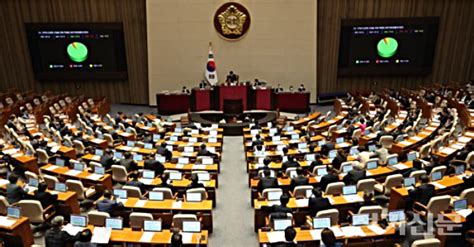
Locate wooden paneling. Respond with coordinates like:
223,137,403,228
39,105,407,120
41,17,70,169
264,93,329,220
0,0,148,104
317,0,474,94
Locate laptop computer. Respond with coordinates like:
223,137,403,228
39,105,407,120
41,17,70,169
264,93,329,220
95,166,105,175
54,182,67,192
144,143,153,150
343,185,357,195
312,217,331,229
144,220,162,232
142,170,155,179
105,218,123,230
366,161,378,170
431,171,442,181
169,172,182,181
56,158,65,167
267,191,283,201
113,189,128,199
70,215,87,227
453,199,468,211
28,178,39,188
404,177,416,187
407,151,417,162
182,220,201,233
148,191,164,201
95,149,104,156
273,218,292,231
387,156,398,166
352,214,370,226
388,210,405,223
6,207,21,219
197,173,210,181
186,192,202,202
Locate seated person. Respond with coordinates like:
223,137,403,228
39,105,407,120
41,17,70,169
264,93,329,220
99,149,115,170
157,142,172,161
321,228,343,247
272,193,293,214
252,134,264,148
225,71,239,84
6,174,28,204
33,182,59,209
96,190,124,215
126,172,146,195
402,159,423,177
187,174,205,189
144,156,165,176
181,86,190,94
171,232,183,247
289,168,309,191
408,174,435,209
74,229,96,247
308,188,331,216
119,152,138,172
282,156,300,171
257,169,278,193
342,163,366,185
307,154,324,174
272,226,298,247
319,165,339,192
45,216,80,247
158,173,173,189
331,149,347,170
197,144,215,157
298,84,306,92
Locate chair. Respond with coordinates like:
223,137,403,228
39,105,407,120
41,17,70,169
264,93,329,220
357,179,376,194
129,212,153,229
411,238,441,247
90,161,103,170
18,200,53,224
325,182,345,195
152,187,176,199
88,211,110,226
465,151,474,168
172,214,198,230
122,185,142,198
384,154,398,165
339,161,355,173
285,167,298,177
459,188,474,205
413,195,451,219
316,209,339,226
380,135,393,150
186,188,207,201
357,205,383,222
419,143,431,159
36,149,52,165
429,166,446,178
262,188,283,200
292,185,313,198
111,165,129,183
25,171,38,181
104,134,121,148
43,174,59,190
311,165,327,174
409,170,427,182
374,174,403,195
66,179,96,200
0,196,10,215
73,140,86,155
352,129,361,140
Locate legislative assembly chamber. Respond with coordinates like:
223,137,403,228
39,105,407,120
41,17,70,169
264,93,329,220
0,0,473,246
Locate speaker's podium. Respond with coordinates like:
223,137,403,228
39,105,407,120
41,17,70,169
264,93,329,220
223,99,243,115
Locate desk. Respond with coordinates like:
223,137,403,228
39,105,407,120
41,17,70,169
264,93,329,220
0,217,34,247
254,88,273,110
390,121,441,154
192,88,212,111
290,112,321,128
41,164,113,190
156,93,190,115
218,85,248,110
274,92,310,113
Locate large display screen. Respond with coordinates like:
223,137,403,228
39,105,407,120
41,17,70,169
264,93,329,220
25,23,128,80
338,17,439,76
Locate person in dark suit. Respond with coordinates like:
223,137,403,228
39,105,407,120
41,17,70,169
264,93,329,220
181,86,191,94
157,173,173,190
33,182,58,209
342,164,366,185
187,174,205,189
298,84,306,92
402,159,423,177
331,149,347,170
308,188,331,216
258,169,278,193
96,190,123,216
289,168,309,191
282,156,300,171
157,142,172,161
307,154,324,174
272,193,293,214
126,172,146,194
225,71,239,84
319,165,339,192
100,149,115,170
119,152,138,172
45,216,80,247
321,228,343,247
252,134,264,148
6,174,28,204
271,226,300,247
6,115,18,132
320,143,335,157
197,144,214,156
408,175,435,208
144,156,165,176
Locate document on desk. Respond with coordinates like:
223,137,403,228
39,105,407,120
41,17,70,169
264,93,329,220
392,164,409,170
117,198,128,204
182,152,194,157
400,141,413,146
440,147,456,154
326,196,335,205
0,179,9,187
412,136,423,142
295,199,309,207
340,226,366,237
45,165,59,171
368,224,386,235
2,148,19,155
430,182,446,189
309,229,322,240
343,194,364,203
120,146,132,151
139,178,154,185
175,164,185,169
0,216,16,227
193,164,207,170
330,227,344,237
87,174,103,181
458,137,471,143
457,209,473,218
452,143,465,150
337,143,350,148
50,145,60,153
91,227,111,244
139,231,155,242
62,223,84,235
134,200,147,207
65,170,82,176
266,231,286,243
172,201,183,209
267,200,281,206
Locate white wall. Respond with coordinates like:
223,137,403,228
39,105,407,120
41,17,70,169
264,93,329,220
147,0,317,105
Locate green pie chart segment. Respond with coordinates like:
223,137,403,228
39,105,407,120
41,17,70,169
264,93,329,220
67,42,88,63
377,37,398,58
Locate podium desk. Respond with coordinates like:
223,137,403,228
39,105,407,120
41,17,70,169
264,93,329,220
192,88,213,111
275,92,310,113
218,85,249,110
156,93,190,115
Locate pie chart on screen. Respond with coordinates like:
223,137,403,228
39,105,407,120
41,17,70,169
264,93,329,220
377,37,398,58
67,42,88,63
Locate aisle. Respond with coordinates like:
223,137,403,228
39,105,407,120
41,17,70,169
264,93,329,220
210,136,258,246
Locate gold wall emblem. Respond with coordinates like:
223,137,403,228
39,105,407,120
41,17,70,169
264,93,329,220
214,2,251,41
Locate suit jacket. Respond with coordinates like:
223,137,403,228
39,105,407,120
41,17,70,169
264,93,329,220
343,169,366,185
119,159,137,172
319,173,339,191
6,184,28,204
258,177,278,192
409,184,435,205
272,205,292,214
144,159,165,176
157,147,172,161
126,180,146,194
96,199,123,213
100,154,114,169
282,161,300,171
197,149,213,156
331,154,346,170
33,191,58,208
290,176,309,191
308,196,331,215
